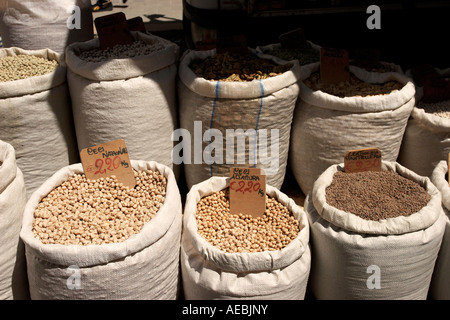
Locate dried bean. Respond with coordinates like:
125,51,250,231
78,40,165,62
0,55,58,82
196,189,301,253
417,99,450,118
190,52,292,82
304,71,403,97
32,169,167,245
325,170,431,221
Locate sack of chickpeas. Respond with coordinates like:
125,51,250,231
177,48,301,190
305,161,446,300
429,160,450,300
0,47,79,198
0,140,28,300
20,160,182,300
0,0,93,54
65,31,180,178
289,62,416,196
397,67,450,178
181,176,311,299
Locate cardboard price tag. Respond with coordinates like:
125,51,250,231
94,12,134,50
229,167,266,218
320,47,350,84
279,28,307,49
80,139,136,188
127,16,146,33
344,148,382,173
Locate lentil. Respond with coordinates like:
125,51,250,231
78,40,165,62
325,170,431,221
417,99,450,118
0,54,58,82
190,52,292,82
195,189,300,253
304,71,403,97
32,169,167,245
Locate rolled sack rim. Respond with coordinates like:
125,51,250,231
65,31,180,81
19,160,182,267
431,160,450,212
311,161,444,235
0,139,19,194
183,176,310,273
299,62,416,113
178,47,302,99
410,107,450,132
0,47,67,99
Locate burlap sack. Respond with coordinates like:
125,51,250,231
0,47,79,198
290,62,415,196
0,0,93,54
181,176,311,300
177,48,301,190
65,31,180,178
397,68,450,178
0,140,28,300
20,160,182,300
306,161,446,300
430,160,450,300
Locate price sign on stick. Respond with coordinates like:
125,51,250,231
95,12,134,50
320,47,350,84
344,148,382,173
80,139,136,188
229,167,266,218
127,16,146,33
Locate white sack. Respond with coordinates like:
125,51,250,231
0,0,93,54
0,47,79,198
397,68,450,178
0,140,28,300
20,160,182,300
430,160,450,300
290,62,415,196
306,161,446,300
181,176,311,300
66,32,180,177
177,49,301,190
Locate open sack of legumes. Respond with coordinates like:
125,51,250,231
305,161,446,300
0,47,79,198
181,176,311,300
177,48,301,190
20,160,182,300
397,67,450,178
0,140,28,300
65,31,180,177
0,0,93,54
429,160,450,300
290,62,415,196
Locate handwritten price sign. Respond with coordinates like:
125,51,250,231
80,139,136,188
229,167,266,218
344,147,382,173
